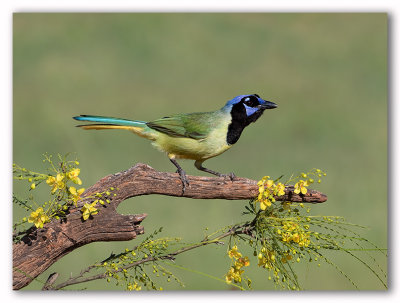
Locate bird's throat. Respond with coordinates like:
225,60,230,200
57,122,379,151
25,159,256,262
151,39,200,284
226,102,265,145
226,120,246,145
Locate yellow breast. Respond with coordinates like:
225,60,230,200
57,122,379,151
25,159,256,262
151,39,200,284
151,117,232,161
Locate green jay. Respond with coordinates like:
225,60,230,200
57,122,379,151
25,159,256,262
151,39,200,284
73,94,277,192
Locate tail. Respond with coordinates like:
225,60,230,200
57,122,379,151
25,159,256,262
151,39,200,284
73,115,153,139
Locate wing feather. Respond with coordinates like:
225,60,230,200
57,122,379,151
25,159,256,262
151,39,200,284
146,113,213,140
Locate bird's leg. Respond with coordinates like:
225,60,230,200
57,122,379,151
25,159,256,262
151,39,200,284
194,160,236,181
169,157,189,194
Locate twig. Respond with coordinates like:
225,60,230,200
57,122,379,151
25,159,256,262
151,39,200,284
50,223,250,290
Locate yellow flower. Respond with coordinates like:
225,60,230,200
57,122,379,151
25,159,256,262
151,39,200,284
236,256,250,268
225,267,244,284
298,233,311,247
226,247,249,284
294,180,308,195
282,232,291,243
235,257,250,269
257,176,281,210
257,176,270,187
67,168,82,185
259,198,272,210
283,221,299,232
28,207,49,228
46,173,65,193
81,201,99,220
30,183,36,190
292,233,300,243
228,245,242,259
69,186,85,204
276,183,285,196
265,179,274,188
225,267,235,283
257,249,275,269
258,255,267,267
234,269,244,283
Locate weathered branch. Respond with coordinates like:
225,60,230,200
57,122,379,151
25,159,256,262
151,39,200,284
13,163,327,290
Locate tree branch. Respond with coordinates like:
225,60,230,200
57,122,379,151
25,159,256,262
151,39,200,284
13,163,327,290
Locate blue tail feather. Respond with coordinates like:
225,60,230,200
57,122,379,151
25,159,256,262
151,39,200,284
73,115,146,127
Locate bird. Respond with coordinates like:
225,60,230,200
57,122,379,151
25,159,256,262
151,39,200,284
73,94,277,192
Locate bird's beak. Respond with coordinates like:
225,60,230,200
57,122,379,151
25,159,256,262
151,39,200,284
260,100,278,110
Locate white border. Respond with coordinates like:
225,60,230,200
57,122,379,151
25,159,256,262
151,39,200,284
2,1,396,302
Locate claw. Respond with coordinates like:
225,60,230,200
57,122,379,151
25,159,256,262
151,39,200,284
169,157,189,195
177,169,190,194
220,172,236,181
228,172,236,181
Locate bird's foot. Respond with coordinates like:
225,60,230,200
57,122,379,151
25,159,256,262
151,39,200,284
193,161,236,182
177,169,190,194
169,158,189,194
219,172,236,181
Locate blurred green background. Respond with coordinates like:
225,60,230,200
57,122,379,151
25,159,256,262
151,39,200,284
13,13,387,290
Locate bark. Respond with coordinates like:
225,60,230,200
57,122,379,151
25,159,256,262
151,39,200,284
13,163,327,290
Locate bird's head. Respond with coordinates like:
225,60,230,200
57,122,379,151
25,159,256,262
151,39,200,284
224,94,277,127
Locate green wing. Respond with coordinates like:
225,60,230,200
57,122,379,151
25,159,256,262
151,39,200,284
146,112,215,140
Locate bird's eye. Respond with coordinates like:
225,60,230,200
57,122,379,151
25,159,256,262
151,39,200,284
242,96,259,107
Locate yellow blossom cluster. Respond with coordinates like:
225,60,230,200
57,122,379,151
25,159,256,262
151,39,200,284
279,221,310,247
28,207,50,228
291,168,326,193
225,246,250,284
45,168,85,206
228,245,242,259
46,168,84,196
15,156,88,230
256,176,286,210
46,173,65,193
257,247,276,269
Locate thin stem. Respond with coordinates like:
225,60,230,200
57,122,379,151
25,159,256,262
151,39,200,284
51,224,250,290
